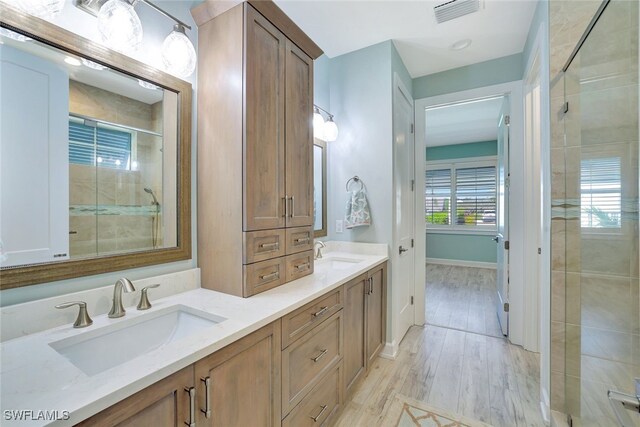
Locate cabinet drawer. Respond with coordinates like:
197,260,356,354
285,226,313,254
281,287,342,349
243,257,286,297
243,229,286,264
282,310,342,415
282,363,342,427
285,250,314,282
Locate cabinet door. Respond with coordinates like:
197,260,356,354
343,274,367,397
76,366,195,427
366,264,386,367
244,5,286,231
284,39,314,228
195,321,281,427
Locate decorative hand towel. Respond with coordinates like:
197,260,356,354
345,186,371,229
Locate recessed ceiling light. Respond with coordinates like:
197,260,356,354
450,39,472,51
64,56,82,66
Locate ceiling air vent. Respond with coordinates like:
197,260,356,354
434,0,481,24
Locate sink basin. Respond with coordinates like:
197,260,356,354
50,305,225,376
316,256,363,271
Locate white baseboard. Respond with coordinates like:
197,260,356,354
426,258,497,269
379,341,398,360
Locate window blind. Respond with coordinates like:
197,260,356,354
425,169,451,225
69,120,132,170
581,157,621,228
455,166,496,226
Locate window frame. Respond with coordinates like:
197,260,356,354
425,156,498,235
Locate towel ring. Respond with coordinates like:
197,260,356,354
346,176,365,192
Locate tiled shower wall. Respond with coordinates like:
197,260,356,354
68,81,164,258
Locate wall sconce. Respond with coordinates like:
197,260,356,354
313,104,339,142
71,0,197,78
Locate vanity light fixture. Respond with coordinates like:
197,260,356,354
64,56,82,66
313,104,339,142
14,0,65,19
75,0,197,77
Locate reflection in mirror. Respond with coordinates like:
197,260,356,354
313,139,327,237
0,27,178,268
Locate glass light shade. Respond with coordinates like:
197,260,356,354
162,26,197,78
14,0,65,19
324,117,338,142
313,110,325,139
97,0,143,54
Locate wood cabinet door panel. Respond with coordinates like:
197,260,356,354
365,265,386,367
284,39,314,228
244,5,286,231
195,321,281,427
76,366,194,427
343,274,367,397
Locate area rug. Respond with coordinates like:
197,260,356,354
383,394,492,427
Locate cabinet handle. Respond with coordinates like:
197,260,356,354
295,262,310,271
311,349,328,362
312,306,328,317
259,242,279,250
200,376,211,419
289,196,295,218
259,271,279,281
294,236,310,244
282,197,288,218
310,405,328,422
365,278,371,295
369,277,374,295
184,387,196,427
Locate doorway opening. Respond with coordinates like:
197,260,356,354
423,95,509,339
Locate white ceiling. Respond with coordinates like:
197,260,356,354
425,96,503,146
274,0,538,78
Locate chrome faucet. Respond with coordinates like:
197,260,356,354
108,278,136,318
314,241,326,260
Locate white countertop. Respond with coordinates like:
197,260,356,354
0,243,387,426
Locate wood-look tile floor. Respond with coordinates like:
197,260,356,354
426,264,503,338
334,325,545,427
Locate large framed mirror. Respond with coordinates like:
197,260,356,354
313,138,327,238
0,4,192,289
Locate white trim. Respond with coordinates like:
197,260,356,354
426,257,497,269
540,387,550,425
425,155,497,166
414,80,525,346
379,340,399,360
426,228,496,236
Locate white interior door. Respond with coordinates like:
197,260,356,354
393,75,415,341
495,96,510,336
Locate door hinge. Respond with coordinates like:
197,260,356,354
410,123,414,134
410,296,414,305
504,240,510,250
411,238,414,248
504,115,510,126
504,302,510,312
563,101,569,114
411,180,415,191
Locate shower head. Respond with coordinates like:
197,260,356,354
144,187,159,206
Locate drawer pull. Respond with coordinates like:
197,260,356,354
295,262,310,271
294,237,310,244
311,349,328,362
311,405,328,422
259,242,279,250
259,271,280,281
200,376,211,418
312,306,328,317
184,386,196,427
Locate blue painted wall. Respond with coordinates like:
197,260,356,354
412,53,524,99
426,141,497,264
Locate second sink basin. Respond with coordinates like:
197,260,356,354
50,305,225,376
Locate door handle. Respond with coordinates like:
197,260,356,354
399,246,408,255
493,236,499,243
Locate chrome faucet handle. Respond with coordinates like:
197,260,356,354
55,301,93,328
137,284,160,310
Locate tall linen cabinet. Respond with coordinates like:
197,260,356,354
196,1,322,297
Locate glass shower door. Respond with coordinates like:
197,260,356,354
562,0,639,425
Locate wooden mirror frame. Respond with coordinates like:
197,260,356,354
313,138,327,238
0,4,192,290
